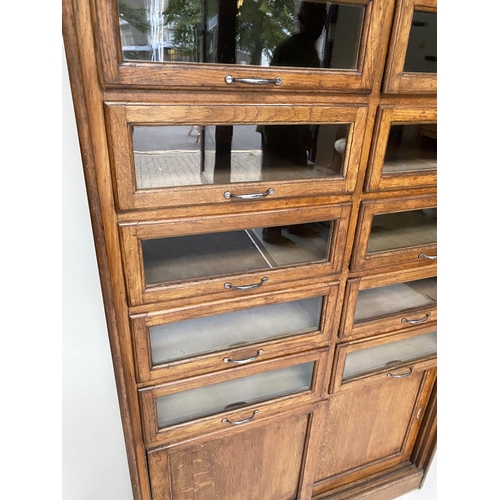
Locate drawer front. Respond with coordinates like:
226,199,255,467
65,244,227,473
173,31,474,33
139,349,328,446
340,268,436,340
105,103,368,210
132,281,339,383
364,105,437,191
120,203,351,305
383,0,437,94
92,0,394,92
350,195,436,272
330,323,437,393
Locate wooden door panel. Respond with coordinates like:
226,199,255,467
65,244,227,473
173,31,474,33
314,366,436,492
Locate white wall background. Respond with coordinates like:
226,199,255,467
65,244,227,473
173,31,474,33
61,41,437,500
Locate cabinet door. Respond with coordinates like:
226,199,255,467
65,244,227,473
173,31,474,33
383,0,437,94
339,267,436,340
314,364,436,495
92,0,394,93
120,203,351,305
364,104,436,191
105,102,368,210
148,402,326,500
131,281,338,383
350,194,436,272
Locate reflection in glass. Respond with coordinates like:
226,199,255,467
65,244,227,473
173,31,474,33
132,124,349,189
367,209,437,254
150,296,323,364
354,277,436,323
403,11,437,73
156,361,314,427
141,220,332,286
382,124,437,175
118,0,364,70
343,331,437,380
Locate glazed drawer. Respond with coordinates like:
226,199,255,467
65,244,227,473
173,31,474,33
105,102,368,210
139,349,329,446
340,267,436,340
350,194,436,272
131,281,338,384
330,324,436,392
120,204,351,305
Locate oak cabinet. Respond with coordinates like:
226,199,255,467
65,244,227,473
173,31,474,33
63,0,437,498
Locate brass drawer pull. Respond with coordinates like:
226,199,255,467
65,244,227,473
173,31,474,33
387,366,414,378
224,277,268,290
418,253,437,260
222,410,259,425
401,312,431,324
225,75,282,86
223,350,264,365
224,188,275,200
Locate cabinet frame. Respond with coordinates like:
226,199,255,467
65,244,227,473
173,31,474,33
105,103,368,210
132,281,339,384
139,348,329,446
119,203,351,305
382,0,437,94
339,266,436,341
364,104,437,191
91,0,395,93
350,194,436,272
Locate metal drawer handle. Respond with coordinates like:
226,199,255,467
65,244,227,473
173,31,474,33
225,75,282,86
224,277,268,290
222,410,259,425
224,188,275,200
224,349,264,365
418,253,437,260
401,312,431,325
387,366,414,378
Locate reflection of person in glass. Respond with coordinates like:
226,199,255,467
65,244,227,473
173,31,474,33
259,2,327,245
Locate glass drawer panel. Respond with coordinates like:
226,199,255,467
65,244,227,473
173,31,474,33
367,209,436,254
354,277,436,323
119,1,365,71
343,331,437,380
142,221,332,286
156,361,314,427
151,296,323,364
403,11,437,73
133,124,350,189
382,124,437,175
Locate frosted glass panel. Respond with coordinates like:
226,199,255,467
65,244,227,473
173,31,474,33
354,277,436,323
343,331,437,380
142,221,332,286
151,296,323,364
156,361,314,427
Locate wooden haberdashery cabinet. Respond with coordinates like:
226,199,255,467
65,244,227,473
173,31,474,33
63,0,437,498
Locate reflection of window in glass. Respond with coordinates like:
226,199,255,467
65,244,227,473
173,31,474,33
132,124,349,189
403,11,437,73
118,0,365,70
383,124,437,175
367,209,437,254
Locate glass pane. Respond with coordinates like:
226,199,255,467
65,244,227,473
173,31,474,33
118,1,365,70
156,361,314,427
382,124,437,175
367,208,437,254
151,296,323,364
354,277,436,323
142,220,332,286
132,124,350,189
403,11,437,73
343,331,437,380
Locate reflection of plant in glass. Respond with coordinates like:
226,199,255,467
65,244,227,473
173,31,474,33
118,1,149,33
163,0,202,59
